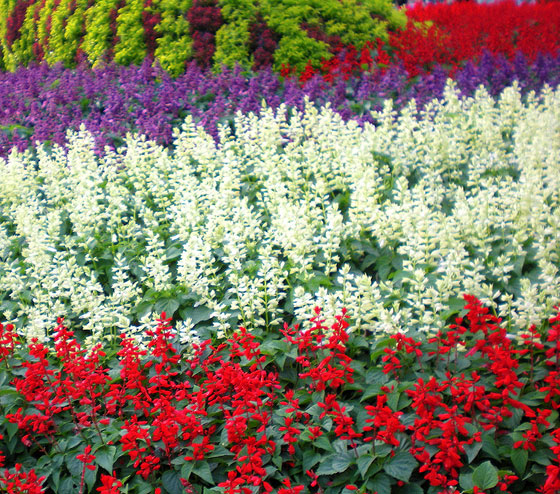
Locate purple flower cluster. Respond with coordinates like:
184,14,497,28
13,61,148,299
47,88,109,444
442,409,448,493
1,51,559,157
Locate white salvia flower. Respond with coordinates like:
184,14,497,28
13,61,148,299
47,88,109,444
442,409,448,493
0,260,26,295
211,302,232,340
0,225,10,259
314,204,344,275
140,229,172,292
1,82,560,346
176,318,200,348
109,253,142,307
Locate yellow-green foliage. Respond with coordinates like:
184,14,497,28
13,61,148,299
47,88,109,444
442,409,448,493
36,0,57,61
42,0,89,66
82,0,121,66
0,0,19,70
114,0,146,66
213,0,257,70
62,0,89,64
8,0,40,68
153,0,192,76
45,0,72,65
261,0,406,72
213,0,406,73
0,0,405,74
325,0,406,46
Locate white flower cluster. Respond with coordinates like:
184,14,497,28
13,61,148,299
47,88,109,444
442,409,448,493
0,82,558,346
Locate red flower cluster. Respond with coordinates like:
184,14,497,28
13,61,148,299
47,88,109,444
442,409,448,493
287,0,560,84
4,0,35,47
0,439,45,494
2,296,560,493
97,473,123,494
0,322,17,362
0,462,45,494
391,0,560,76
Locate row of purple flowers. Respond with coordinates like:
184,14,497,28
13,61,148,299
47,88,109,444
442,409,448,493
1,50,559,157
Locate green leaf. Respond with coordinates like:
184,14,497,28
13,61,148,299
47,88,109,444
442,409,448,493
162,470,184,494
192,461,213,484
518,391,545,407
463,440,482,464
481,432,500,460
302,452,322,472
85,465,97,492
386,391,400,411
304,272,333,291
459,472,474,491
332,453,354,473
383,451,418,482
164,246,183,261
66,455,83,477
357,455,375,479
316,453,353,476
154,297,180,317
532,448,553,466
511,448,528,476
181,461,194,481
313,434,334,451
5,421,19,440
59,477,75,494
397,483,423,494
67,436,82,449
135,479,155,494
52,468,61,492
472,461,499,490
95,446,116,473
202,488,222,494
179,306,213,325
205,445,234,460
360,383,382,402
367,473,392,494
447,296,467,312
134,301,154,319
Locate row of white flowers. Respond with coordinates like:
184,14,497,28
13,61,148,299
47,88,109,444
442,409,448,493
0,81,558,346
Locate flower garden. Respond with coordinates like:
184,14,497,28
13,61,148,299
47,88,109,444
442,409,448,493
0,0,559,493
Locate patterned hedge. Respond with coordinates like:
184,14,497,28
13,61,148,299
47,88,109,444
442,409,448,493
0,0,406,75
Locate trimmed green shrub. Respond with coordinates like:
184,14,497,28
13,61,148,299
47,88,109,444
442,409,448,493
153,0,192,76
0,0,405,74
82,0,122,66
114,0,146,66
259,0,406,72
213,0,257,70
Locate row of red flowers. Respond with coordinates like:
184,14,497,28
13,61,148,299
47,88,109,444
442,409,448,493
1,295,560,493
293,0,560,82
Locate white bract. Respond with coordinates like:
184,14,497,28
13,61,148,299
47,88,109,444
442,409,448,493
0,82,558,346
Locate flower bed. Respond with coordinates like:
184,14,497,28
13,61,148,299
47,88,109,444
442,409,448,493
1,49,559,156
0,83,559,347
1,296,559,493
0,1,560,492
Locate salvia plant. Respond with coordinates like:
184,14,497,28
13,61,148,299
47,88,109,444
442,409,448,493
0,295,560,493
0,81,559,348
0,3,558,493
0,50,559,157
